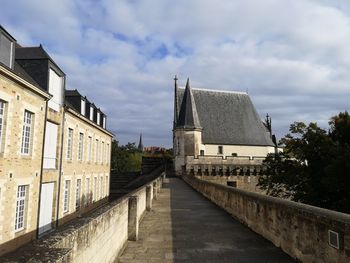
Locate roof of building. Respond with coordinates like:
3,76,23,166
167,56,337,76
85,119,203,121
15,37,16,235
15,46,65,75
13,62,41,87
15,46,51,60
175,84,275,146
177,79,201,129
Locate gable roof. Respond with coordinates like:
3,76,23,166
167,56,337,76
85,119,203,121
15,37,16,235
175,86,274,146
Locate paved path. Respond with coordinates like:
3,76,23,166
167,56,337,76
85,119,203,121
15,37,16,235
118,178,295,263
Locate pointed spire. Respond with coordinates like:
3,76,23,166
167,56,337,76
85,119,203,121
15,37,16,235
177,78,201,129
138,133,144,152
173,75,179,129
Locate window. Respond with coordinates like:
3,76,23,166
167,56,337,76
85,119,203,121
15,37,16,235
100,177,103,198
63,180,70,213
200,150,204,156
0,32,14,68
87,136,92,162
106,143,110,164
105,176,109,196
0,100,7,152
95,139,99,163
15,185,28,231
43,121,58,169
90,107,94,121
21,110,33,155
101,141,104,164
48,68,63,111
85,178,90,206
78,133,84,161
218,146,223,155
81,99,86,115
97,111,100,125
67,128,73,160
177,139,180,155
103,116,106,129
76,179,81,209
93,177,97,202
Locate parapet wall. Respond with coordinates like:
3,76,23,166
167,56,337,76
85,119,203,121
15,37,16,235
2,173,165,263
183,174,350,263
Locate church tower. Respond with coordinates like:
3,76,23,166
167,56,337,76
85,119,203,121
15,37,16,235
173,78,203,174
138,133,144,152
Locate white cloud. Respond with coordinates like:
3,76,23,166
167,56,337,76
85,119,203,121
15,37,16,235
2,0,350,146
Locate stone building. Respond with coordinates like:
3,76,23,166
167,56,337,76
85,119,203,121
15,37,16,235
0,26,113,256
173,77,278,189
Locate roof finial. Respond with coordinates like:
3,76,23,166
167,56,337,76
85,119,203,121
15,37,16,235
174,75,178,82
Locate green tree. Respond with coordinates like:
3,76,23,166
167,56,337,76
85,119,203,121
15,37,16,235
111,140,142,173
258,112,350,213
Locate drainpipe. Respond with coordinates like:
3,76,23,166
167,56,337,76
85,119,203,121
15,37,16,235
36,100,49,238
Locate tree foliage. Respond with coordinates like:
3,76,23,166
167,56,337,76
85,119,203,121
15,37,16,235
258,112,350,213
111,140,142,173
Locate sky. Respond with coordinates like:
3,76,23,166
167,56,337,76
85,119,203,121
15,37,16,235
2,0,350,147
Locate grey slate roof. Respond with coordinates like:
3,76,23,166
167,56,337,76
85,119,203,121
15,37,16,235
15,46,51,60
176,87,274,146
177,79,201,129
13,62,41,87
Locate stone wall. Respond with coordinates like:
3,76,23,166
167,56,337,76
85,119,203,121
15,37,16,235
1,173,165,263
183,174,350,263
197,175,263,193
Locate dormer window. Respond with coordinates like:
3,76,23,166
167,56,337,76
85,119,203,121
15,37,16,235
90,106,94,121
97,111,100,125
81,99,86,115
0,30,15,69
103,116,106,129
48,68,63,111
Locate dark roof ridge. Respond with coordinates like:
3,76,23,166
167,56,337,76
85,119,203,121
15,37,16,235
178,86,247,95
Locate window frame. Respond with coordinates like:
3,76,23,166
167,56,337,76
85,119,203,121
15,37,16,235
21,110,34,155
66,128,73,160
0,100,7,153
78,132,84,161
75,179,81,210
85,178,90,206
63,180,70,213
15,185,28,232
218,145,223,155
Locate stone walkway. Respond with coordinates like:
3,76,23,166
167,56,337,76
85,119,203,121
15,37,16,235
117,178,295,263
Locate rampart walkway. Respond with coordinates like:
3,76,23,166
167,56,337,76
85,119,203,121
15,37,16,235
118,178,294,263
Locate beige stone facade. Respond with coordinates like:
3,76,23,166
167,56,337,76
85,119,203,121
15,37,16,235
0,26,113,256
58,108,112,225
0,64,50,256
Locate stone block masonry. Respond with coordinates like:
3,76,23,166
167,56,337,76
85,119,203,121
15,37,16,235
1,174,165,262
183,174,350,263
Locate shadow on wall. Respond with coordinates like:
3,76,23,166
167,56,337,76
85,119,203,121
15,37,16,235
169,177,295,262
0,229,37,257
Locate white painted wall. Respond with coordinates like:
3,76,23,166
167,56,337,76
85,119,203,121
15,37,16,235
202,144,276,157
